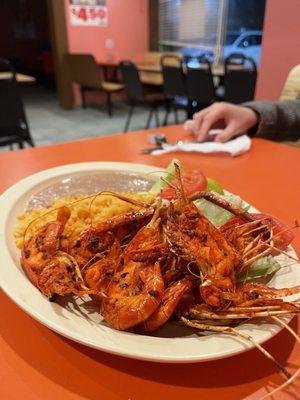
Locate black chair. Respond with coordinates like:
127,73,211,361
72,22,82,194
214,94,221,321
186,54,216,111
119,60,161,132
0,58,34,150
160,54,189,124
224,53,257,104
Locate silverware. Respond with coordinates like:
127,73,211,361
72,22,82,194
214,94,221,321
139,147,160,154
140,140,199,154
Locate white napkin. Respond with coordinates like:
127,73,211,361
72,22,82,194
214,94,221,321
151,134,251,157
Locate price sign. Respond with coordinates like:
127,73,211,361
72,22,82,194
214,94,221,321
70,0,108,26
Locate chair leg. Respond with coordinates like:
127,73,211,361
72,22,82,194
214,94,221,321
106,92,112,117
81,87,87,109
163,109,170,126
163,100,170,126
145,107,154,129
25,130,35,147
124,103,135,133
174,107,179,124
18,141,24,149
154,106,160,127
27,138,35,147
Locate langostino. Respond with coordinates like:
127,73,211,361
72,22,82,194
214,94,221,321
21,206,90,298
21,192,155,299
19,168,300,399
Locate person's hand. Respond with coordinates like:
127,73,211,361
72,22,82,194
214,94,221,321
186,102,259,143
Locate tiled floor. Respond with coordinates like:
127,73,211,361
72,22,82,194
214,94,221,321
18,85,183,149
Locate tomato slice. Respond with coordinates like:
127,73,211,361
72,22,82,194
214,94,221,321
251,213,295,250
161,171,207,200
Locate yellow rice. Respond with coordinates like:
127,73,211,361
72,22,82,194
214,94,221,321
14,192,155,249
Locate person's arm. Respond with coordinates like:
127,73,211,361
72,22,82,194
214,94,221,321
186,103,258,142
186,100,300,142
242,100,300,139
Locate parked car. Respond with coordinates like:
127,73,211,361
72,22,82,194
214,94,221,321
223,30,262,66
182,30,263,67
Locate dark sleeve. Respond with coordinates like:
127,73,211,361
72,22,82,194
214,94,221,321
242,100,300,140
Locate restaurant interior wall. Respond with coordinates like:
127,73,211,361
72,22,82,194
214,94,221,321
65,0,149,105
65,0,148,64
255,0,300,100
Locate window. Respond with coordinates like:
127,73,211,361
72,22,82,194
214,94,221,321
158,0,228,61
158,0,266,66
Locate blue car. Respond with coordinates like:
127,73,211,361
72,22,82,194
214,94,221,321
183,30,263,68
223,30,263,67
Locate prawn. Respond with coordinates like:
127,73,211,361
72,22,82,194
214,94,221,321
21,207,88,298
190,191,299,271
100,207,165,330
84,239,121,302
138,276,194,333
69,206,154,268
164,165,240,308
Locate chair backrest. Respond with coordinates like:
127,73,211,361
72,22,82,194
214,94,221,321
161,55,186,98
186,55,216,103
119,60,144,99
0,58,31,144
224,53,257,104
280,64,300,101
143,51,182,66
65,53,101,88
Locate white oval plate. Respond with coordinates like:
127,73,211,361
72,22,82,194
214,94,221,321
0,162,299,363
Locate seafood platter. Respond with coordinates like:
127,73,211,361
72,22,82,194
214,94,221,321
0,160,299,398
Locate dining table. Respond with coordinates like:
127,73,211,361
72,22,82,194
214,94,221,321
1,125,300,400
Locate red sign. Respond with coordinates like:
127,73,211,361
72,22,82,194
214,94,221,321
70,0,108,26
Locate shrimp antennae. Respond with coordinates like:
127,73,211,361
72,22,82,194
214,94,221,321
160,177,177,190
23,191,149,244
181,317,291,380
258,316,300,399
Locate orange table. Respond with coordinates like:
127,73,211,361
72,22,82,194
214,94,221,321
1,126,300,400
